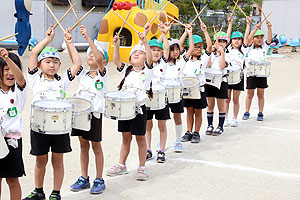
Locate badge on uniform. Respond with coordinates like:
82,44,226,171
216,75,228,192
139,72,146,81
95,80,103,90
60,89,66,100
7,107,18,118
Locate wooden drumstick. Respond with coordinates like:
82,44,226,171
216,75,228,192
0,33,18,42
113,10,139,34
53,3,76,29
70,6,95,31
45,3,65,32
233,0,247,18
117,8,133,36
230,0,238,18
190,4,207,24
261,11,273,24
167,14,186,27
149,2,170,24
192,2,202,23
67,0,80,25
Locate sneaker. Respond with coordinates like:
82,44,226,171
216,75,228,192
136,166,148,181
49,193,61,200
212,126,224,136
23,190,46,200
257,112,264,121
156,143,160,152
106,164,128,176
157,151,166,163
205,125,214,135
181,131,192,142
242,112,250,120
174,141,183,153
224,118,230,127
146,150,152,161
230,119,238,127
70,176,90,192
191,132,200,143
90,178,105,194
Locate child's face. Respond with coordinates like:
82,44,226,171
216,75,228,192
1,65,15,88
87,51,106,68
39,57,61,76
232,38,242,48
170,45,180,60
150,46,163,63
253,35,264,46
192,42,203,57
130,50,146,67
218,40,227,49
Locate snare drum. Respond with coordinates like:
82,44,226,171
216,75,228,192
164,79,182,103
182,77,201,99
31,100,73,134
0,134,9,159
66,97,92,131
247,60,271,77
146,84,166,110
227,70,241,85
205,73,223,89
104,91,136,120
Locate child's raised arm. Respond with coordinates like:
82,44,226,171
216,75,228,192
139,32,153,67
244,16,252,46
158,22,170,60
138,23,150,45
266,21,272,44
113,35,122,69
179,27,188,53
227,16,233,41
184,24,194,59
248,22,262,45
201,22,212,53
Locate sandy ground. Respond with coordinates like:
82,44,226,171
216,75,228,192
1,47,300,200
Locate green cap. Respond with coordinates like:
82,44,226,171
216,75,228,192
254,29,264,37
149,39,163,49
231,31,244,39
187,35,203,47
214,31,228,41
38,46,61,62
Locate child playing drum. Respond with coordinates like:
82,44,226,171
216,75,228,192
70,25,108,194
242,21,272,121
0,48,26,200
181,21,212,143
106,31,153,181
24,27,82,200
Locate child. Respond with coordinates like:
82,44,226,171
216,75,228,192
205,31,229,136
242,21,272,121
106,31,153,181
70,25,108,194
165,24,194,152
0,48,26,200
145,22,171,163
24,27,82,200
224,16,251,127
181,22,212,143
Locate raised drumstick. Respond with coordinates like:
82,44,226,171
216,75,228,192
117,8,133,36
45,3,65,32
230,0,238,18
192,2,202,23
67,0,80,24
0,33,18,42
113,10,139,34
190,4,207,24
53,3,76,29
261,10,273,24
70,6,95,31
233,0,247,18
167,14,186,27
149,2,170,24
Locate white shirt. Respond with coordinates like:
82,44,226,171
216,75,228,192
75,67,108,114
0,83,27,138
205,52,229,75
152,55,168,84
226,44,250,71
118,62,154,105
165,50,189,80
27,67,74,103
247,41,270,63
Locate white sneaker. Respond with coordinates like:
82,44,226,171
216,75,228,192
230,119,238,127
174,141,183,153
224,118,230,127
156,143,160,152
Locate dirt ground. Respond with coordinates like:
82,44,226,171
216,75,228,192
1,47,300,200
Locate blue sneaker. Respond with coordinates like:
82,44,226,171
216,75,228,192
70,176,90,192
242,112,250,120
90,178,105,194
257,112,264,121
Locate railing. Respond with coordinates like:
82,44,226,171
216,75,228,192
137,0,168,10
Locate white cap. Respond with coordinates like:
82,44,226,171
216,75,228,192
130,45,146,57
169,39,180,46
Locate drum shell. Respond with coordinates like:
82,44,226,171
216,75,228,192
182,77,201,99
247,63,271,77
205,73,223,89
165,80,182,103
0,134,9,159
228,70,241,85
146,85,166,110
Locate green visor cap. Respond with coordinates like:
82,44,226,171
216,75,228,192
38,46,61,62
187,35,203,47
254,29,264,37
149,39,163,49
231,31,244,39
213,31,228,41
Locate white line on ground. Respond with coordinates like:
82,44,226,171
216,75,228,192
252,126,300,133
174,158,300,181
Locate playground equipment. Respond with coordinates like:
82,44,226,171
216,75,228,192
288,38,300,52
96,0,178,62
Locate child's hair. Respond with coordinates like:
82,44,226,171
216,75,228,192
169,43,181,60
229,38,244,56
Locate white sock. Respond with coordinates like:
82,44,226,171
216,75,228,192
175,124,183,142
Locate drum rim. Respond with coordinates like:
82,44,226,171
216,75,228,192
65,97,92,114
104,91,136,102
182,77,200,89
32,100,73,111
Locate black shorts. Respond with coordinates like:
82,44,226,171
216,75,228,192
246,77,268,89
118,105,147,136
30,130,72,156
71,113,103,142
183,92,207,109
228,76,245,91
0,138,25,178
168,100,184,113
146,105,171,120
205,82,228,99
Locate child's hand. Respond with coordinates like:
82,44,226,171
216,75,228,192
64,28,73,43
246,16,252,24
266,21,272,29
158,22,164,33
256,22,262,30
113,35,120,46
0,47,9,58
185,24,192,34
164,21,172,33
138,32,147,43
228,16,233,24
80,25,89,39
46,26,55,40
200,22,207,32
216,45,224,53
144,22,150,34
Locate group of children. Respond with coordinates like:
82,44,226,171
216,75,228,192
0,14,272,200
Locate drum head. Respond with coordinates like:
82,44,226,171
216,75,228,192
164,79,181,88
33,100,73,109
182,77,199,88
152,84,166,92
105,91,136,101
66,97,91,112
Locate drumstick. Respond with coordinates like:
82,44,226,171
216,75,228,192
67,0,80,25
149,2,170,24
113,10,139,34
0,33,18,42
213,25,218,41
261,11,273,24
230,0,238,18
190,4,207,25
45,3,65,32
233,0,247,18
167,14,186,27
53,3,76,29
192,2,202,23
150,0,157,15
70,6,95,31
117,8,133,36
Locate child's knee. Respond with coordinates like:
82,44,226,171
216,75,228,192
6,178,19,187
